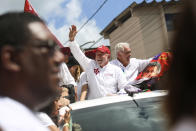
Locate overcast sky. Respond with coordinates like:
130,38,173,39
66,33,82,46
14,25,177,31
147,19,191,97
0,0,165,48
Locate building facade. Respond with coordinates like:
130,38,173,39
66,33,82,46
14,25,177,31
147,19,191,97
101,0,183,59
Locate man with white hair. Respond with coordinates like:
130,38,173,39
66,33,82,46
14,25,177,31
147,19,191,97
110,42,152,84
68,26,140,99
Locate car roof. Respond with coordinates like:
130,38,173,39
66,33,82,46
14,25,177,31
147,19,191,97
70,90,167,110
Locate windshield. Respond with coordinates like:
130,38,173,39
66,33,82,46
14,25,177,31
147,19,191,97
72,96,166,131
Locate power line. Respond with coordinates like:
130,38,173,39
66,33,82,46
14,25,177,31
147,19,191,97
77,0,109,33
79,36,104,49
89,36,104,48
64,0,109,46
80,41,95,48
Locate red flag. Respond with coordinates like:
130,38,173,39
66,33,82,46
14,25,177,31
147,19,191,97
24,0,38,16
24,0,63,48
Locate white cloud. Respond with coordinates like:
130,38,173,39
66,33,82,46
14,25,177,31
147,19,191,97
48,21,69,44
0,0,109,49
65,0,82,23
31,0,66,18
47,0,110,48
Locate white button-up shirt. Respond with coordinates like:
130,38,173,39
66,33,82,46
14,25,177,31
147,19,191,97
36,112,55,127
77,72,88,100
58,62,77,87
0,97,49,131
68,42,128,99
110,58,152,84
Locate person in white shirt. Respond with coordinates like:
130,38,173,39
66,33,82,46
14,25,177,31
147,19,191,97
77,72,88,101
68,25,140,100
58,48,80,103
58,62,77,87
66,56,80,83
110,42,152,84
0,97,50,131
36,112,59,131
0,12,64,130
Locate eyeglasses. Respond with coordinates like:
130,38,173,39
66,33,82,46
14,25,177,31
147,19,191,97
15,39,60,56
32,39,61,56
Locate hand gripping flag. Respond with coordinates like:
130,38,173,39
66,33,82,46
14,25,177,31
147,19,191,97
133,52,172,91
24,0,63,48
136,52,172,80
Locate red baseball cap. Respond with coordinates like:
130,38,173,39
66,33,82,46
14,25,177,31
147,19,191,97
96,45,111,54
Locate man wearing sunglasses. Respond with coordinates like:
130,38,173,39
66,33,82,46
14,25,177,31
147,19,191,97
0,12,64,130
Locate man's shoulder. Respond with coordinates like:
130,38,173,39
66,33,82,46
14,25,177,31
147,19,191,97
0,97,32,119
107,63,123,71
59,63,69,74
80,72,87,79
0,97,49,131
60,62,68,69
129,58,146,64
130,57,152,65
110,59,121,67
128,58,139,65
130,58,137,62
110,59,118,64
61,62,67,66
91,60,100,67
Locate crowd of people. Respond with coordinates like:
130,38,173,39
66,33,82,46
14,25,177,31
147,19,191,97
0,0,195,130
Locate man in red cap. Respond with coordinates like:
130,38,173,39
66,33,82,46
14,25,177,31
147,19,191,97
68,25,140,100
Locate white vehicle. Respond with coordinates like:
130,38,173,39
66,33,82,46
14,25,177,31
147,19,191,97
69,90,167,131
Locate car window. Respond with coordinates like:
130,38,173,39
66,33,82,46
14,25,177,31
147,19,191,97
71,96,166,131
